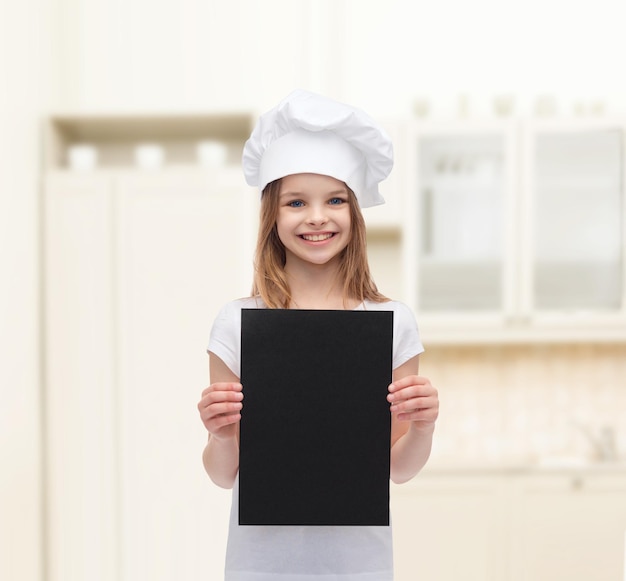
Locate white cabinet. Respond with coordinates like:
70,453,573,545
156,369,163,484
510,472,626,581
520,121,626,335
391,475,509,581
392,469,626,581
404,122,518,321
113,170,253,580
44,173,117,581
43,161,255,581
402,119,626,343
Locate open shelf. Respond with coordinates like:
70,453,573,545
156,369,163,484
43,112,255,171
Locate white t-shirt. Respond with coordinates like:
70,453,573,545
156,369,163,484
207,297,424,581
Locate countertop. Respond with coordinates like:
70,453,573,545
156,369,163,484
414,458,626,475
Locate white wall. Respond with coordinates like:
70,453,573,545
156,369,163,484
425,344,626,464
342,0,626,116
53,0,347,112
51,0,626,117
0,1,55,580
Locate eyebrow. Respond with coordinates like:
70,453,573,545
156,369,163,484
279,189,348,198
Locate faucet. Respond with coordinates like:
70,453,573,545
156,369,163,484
574,423,617,462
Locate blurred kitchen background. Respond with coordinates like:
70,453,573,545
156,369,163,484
2,0,626,580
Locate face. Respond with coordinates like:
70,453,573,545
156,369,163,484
276,173,352,269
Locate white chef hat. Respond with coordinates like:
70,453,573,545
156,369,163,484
242,89,394,208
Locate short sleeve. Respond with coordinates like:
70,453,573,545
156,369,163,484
392,302,424,369
207,301,242,378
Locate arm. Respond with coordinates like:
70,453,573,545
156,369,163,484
388,355,439,484
197,352,243,489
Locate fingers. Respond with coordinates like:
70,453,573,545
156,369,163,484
205,407,242,431
388,374,431,392
202,399,243,418
389,395,437,414
391,399,439,422
199,383,242,408
200,405,241,435
197,382,244,435
388,375,439,423
200,382,243,399
387,376,436,403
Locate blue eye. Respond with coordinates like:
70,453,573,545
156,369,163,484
288,200,304,208
329,198,345,205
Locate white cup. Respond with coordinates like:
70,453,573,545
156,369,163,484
134,143,165,169
197,140,228,167
68,144,98,171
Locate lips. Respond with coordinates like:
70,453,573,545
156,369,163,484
299,233,336,242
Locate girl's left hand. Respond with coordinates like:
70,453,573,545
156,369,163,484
387,375,439,428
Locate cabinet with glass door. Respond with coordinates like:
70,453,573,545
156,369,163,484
403,121,519,342
403,119,626,343
520,120,626,340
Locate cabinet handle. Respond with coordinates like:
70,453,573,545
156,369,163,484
571,476,584,490
422,188,432,254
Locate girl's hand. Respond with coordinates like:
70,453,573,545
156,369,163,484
388,375,439,429
197,382,243,441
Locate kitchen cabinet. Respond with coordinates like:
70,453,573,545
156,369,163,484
44,167,253,581
392,468,626,581
391,474,510,581
401,119,626,344
510,472,626,581
520,121,625,331
404,122,517,318
43,114,256,581
44,172,117,581
114,170,253,580
44,168,252,581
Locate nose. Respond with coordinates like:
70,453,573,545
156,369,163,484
305,203,328,226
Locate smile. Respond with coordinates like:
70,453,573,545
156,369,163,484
299,233,336,242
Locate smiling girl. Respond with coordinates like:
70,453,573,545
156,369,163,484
197,90,439,581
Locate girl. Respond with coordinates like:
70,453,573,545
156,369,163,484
197,90,439,580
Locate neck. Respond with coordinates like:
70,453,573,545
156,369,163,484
285,259,356,310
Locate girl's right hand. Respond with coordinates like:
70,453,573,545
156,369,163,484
197,382,243,441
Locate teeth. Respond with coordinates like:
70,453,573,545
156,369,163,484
302,233,334,241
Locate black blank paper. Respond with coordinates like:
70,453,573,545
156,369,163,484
239,309,393,526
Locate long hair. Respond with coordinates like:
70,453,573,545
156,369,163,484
251,178,389,308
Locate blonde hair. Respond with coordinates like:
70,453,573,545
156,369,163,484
251,178,389,308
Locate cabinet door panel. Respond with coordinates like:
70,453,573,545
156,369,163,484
44,174,117,581
115,173,251,580
391,477,507,581
532,129,623,312
512,475,626,581
413,131,513,313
